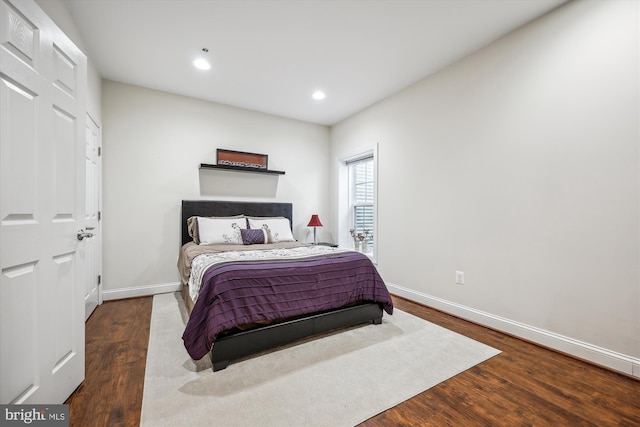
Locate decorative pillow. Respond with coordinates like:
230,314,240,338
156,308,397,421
187,216,200,243
188,215,245,244
240,228,268,245
197,217,247,245
247,217,295,243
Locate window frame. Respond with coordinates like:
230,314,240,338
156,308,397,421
337,145,378,262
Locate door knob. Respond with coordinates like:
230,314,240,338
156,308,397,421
77,229,94,240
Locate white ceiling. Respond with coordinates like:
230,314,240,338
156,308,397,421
65,0,566,126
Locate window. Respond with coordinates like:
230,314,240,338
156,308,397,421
348,155,374,255
337,145,377,261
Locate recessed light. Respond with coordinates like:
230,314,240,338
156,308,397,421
312,90,326,100
193,58,211,70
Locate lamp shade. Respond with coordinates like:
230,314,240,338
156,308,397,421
307,215,323,227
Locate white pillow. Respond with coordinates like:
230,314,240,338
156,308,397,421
197,217,247,245
247,217,295,243
187,215,244,244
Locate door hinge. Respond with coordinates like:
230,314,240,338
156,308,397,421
98,275,101,285
98,146,101,156
98,211,101,221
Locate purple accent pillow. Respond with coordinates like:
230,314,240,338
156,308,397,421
241,228,266,245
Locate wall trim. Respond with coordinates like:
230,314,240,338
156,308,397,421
387,282,640,378
102,282,181,301
101,279,640,378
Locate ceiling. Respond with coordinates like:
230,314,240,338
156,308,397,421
65,0,567,126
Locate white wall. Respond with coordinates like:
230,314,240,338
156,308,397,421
102,80,331,298
331,0,639,375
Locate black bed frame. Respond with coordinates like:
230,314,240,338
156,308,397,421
181,200,384,371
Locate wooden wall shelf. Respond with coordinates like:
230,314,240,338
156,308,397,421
199,163,285,175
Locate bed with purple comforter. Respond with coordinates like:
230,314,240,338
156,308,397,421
178,200,394,371
182,246,394,360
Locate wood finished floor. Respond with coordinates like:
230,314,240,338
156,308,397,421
66,295,640,427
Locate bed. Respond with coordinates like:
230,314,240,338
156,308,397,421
178,200,394,371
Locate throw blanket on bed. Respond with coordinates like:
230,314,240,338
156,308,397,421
187,245,349,301
182,247,394,360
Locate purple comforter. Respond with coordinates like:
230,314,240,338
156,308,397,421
182,250,393,360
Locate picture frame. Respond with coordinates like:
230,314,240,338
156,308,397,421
216,149,268,170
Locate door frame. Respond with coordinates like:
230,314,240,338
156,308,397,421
84,109,102,320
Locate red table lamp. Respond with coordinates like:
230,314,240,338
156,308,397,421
307,214,323,244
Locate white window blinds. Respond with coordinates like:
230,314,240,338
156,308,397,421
348,156,374,254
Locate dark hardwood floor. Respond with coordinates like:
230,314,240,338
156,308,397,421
66,295,640,426
66,297,152,427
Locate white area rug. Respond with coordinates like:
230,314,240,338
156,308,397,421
140,293,500,427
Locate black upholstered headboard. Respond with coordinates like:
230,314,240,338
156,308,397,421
181,200,293,246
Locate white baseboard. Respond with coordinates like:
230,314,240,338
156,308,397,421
102,282,181,301
387,282,640,378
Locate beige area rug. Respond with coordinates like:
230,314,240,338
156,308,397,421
140,292,500,427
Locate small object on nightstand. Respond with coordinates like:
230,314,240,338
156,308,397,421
307,214,323,244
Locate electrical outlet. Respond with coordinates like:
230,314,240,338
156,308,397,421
455,271,464,285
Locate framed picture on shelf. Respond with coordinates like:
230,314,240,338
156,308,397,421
216,149,268,170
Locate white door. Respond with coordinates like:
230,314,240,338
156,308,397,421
84,113,101,320
0,0,87,404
